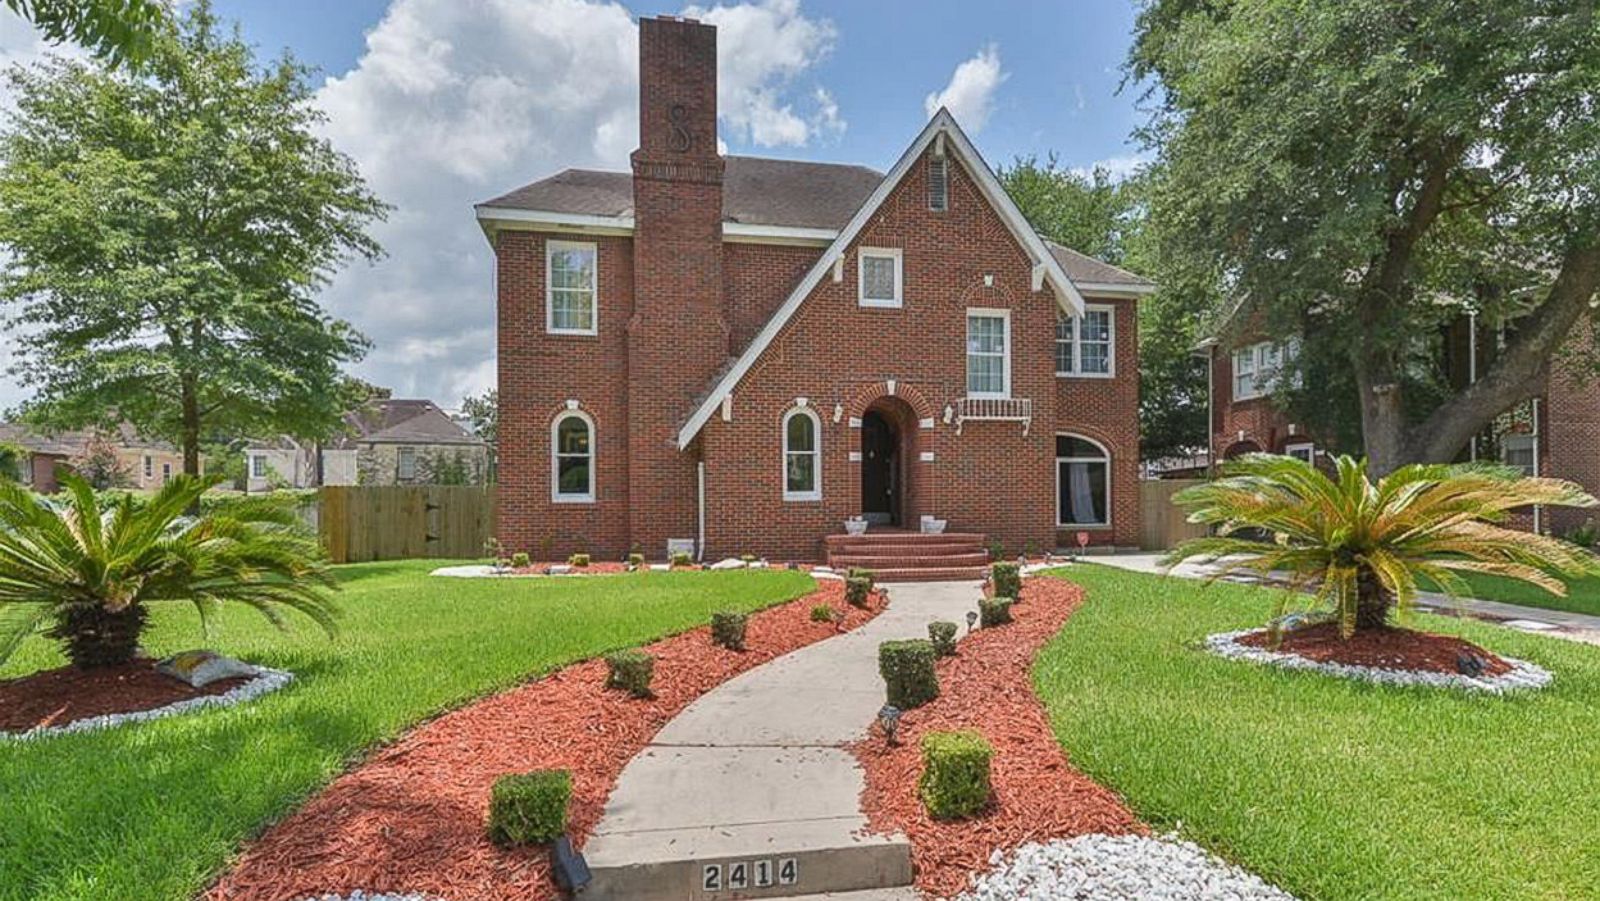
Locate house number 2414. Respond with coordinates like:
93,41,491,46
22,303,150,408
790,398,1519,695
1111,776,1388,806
702,858,797,891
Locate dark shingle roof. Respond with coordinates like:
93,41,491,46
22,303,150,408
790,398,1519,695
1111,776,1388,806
1046,242,1153,287
344,399,483,446
479,157,1152,287
0,422,175,456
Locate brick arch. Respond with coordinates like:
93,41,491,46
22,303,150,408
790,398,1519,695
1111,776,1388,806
957,275,1018,308
1053,423,1118,457
844,380,936,422
1222,439,1263,459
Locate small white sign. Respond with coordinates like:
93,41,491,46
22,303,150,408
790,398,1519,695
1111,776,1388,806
754,858,774,888
778,858,798,885
728,860,749,889
702,863,722,891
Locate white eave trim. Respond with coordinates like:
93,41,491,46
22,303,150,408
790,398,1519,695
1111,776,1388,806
723,222,837,245
1077,282,1158,298
475,205,634,237
676,108,1083,450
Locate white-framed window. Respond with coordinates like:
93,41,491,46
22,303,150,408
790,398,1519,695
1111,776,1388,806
1501,432,1536,476
161,462,172,484
143,455,153,478
1056,434,1111,528
1055,305,1115,377
250,454,268,478
1284,442,1315,464
396,446,418,481
927,156,948,211
552,411,595,502
966,308,1011,397
1232,338,1301,400
546,240,598,335
782,406,822,501
858,247,903,308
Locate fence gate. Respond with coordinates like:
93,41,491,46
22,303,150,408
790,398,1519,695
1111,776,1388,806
1138,479,1209,551
319,485,496,563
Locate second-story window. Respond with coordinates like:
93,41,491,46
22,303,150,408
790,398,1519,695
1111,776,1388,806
547,240,598,335
966,309,1010,397
858,248,903,308
1232,338,1301,400
1055,305,1115,377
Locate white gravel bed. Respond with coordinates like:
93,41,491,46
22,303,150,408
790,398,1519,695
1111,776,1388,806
954,833,1295,900
0,667,294,742
430,564,538,578
1206,629,1552,693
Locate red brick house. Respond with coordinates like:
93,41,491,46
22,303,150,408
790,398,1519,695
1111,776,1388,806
478,17,1153,571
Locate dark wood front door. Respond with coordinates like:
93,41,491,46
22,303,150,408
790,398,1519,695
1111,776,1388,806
861,410,897,525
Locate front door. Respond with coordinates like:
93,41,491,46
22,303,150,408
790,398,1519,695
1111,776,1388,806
861,410,897,525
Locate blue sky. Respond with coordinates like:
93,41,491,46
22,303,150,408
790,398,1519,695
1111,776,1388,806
0,0,1151,411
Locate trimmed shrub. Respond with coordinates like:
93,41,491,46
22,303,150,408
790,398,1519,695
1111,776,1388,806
845,576,872,608
604,649,654,698
928,621,958,657
671,551,693,567
878,639,938,709
990,562,1022,600
627,552,645,568
511,552,530,568
711,611,748,651
487,769,572,846
568,553,591,568
918,730,993,820
810,603,835,623
979,597,1013,628
847,567,876,589
741,553,758,563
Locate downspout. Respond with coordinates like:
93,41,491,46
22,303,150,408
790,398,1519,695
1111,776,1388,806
697,460,706,562
1468,312,1478,462
1532,398,1542,534
1205,345,1216,476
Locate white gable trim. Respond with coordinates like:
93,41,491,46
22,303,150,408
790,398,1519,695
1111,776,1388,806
676,109,1082,449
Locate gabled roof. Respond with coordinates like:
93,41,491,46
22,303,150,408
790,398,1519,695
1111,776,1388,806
478,156,884,232
1046,242,1155,294
0,422,175,456
344,399,483,446
675,108,1086,450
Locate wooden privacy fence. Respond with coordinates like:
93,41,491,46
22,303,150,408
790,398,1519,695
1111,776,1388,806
1139,478,1210,551
319,485,496,563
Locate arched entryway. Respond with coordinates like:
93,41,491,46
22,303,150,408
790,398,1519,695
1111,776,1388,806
860,397,918,526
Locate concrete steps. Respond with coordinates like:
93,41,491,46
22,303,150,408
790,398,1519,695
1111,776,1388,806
824,530,989,584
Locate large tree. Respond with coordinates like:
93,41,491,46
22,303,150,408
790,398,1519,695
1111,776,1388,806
1133,0,1600,474
0,1,386,479
5,0,168,67
1000,156,1212,461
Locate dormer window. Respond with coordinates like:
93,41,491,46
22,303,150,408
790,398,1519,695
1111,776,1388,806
858,247,903,308
928,156,948,211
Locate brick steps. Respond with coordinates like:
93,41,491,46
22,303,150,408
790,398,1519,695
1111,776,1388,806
824,530,990,583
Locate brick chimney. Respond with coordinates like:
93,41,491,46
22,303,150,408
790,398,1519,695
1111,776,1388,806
628,16,727,556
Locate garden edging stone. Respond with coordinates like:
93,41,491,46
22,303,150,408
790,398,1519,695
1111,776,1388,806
1206,629,1553,693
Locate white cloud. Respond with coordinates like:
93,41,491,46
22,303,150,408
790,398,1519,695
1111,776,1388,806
1071,153,1150,182
924,43,1006,133
685,0,841,147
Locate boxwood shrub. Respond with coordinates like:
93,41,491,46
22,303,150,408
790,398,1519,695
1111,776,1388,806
627,552,645,568
918,730,993,820
487,769,572,846
671,551,693,567
810,603,836,623
845,576,872,608
847,567,876,589
979,597,1013,628
568,553,591,567
510,552,530,568
878,639,938,709
711,610,748,651
990,561,1021,599
928,621,958,657
604,649,655,698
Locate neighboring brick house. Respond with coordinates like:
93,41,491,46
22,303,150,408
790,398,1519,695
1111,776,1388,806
0,422,188,492
246,398,489,491
479,17,1153,568
1202,316,1600,535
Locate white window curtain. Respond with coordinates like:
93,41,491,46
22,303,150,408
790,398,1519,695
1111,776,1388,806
1056,434,1110,527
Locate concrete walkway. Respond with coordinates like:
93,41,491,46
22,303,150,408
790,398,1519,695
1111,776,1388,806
1089,553,1600,646
583,581,982,900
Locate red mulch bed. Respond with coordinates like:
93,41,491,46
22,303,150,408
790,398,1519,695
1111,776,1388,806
207,581,884,901
850,577,1143,898
1238,623,1511,676
0,659,250,733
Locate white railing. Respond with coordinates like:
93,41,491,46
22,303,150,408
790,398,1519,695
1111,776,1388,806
953,396,1032,436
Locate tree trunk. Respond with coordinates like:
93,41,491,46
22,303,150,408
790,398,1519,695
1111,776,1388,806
47,603,148,669
1354,571,1392,632
180,364,202,514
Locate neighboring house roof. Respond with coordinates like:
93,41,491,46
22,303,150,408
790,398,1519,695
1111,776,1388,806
479,156,885,232
246,399,486,453
0,422,175,456
674,109,1090,449
1046,242,1154,293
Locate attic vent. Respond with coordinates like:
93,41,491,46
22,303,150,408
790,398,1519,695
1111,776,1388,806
928,156,948,211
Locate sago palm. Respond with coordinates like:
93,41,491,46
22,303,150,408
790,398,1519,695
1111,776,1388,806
1166,454,1600,637
0,473,337,668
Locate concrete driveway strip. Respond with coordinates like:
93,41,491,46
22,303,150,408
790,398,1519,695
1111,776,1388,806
583,580,982,900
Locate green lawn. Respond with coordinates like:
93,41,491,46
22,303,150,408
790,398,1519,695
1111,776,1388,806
0,561,814,901
1422,570,1600,618
1036,564,1600,900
